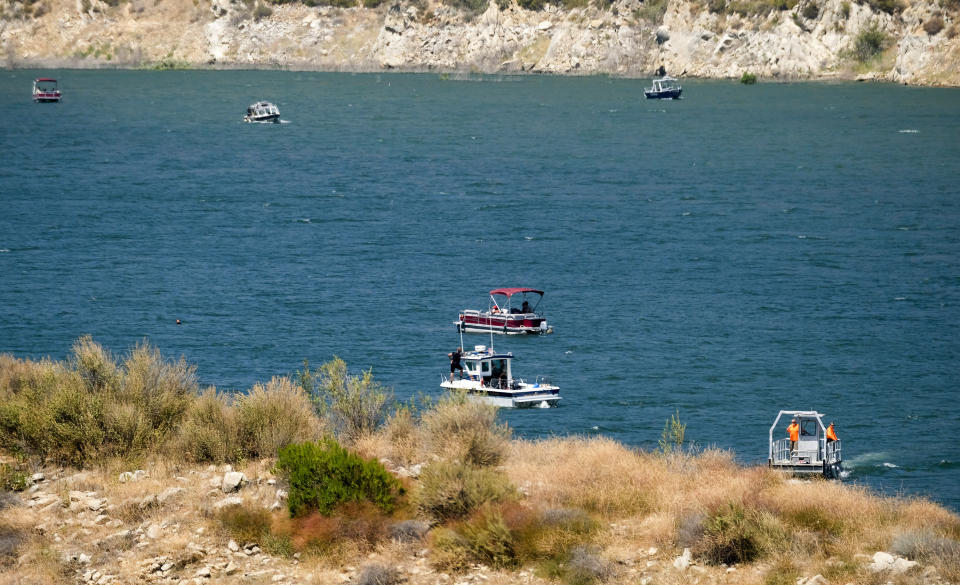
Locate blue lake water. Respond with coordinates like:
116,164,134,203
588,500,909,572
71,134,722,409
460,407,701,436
2,70,959,511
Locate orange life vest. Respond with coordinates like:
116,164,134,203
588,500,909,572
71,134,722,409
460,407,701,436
787,422,800,442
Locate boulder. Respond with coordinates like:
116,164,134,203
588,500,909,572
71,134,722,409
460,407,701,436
673,548,692,570
213,496,243,510
221,472,247,493
158,487,186,504
868,551,918,573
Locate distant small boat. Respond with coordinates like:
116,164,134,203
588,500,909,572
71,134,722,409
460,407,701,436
244,101,280,123
644,76,682,100
33,78,61,103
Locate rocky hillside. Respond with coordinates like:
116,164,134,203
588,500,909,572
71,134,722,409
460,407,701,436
2,0,959,84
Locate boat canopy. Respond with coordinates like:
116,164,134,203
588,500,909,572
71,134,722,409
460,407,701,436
35,78,57,82
490,287,544,297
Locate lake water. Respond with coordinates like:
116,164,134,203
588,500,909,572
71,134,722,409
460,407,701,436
2,70,959,511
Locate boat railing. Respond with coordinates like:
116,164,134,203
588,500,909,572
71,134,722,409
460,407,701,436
825,440,841,465
772,437,828,465
771,437,791,463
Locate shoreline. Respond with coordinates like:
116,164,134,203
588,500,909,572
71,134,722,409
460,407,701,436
3,0,959,87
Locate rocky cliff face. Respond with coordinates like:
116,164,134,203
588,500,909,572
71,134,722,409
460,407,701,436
2,0,959,85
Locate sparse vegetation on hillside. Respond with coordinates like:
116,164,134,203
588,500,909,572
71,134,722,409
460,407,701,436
924,15,945,35
851,22,889,62
635,0,669,23
859,0,903,13
710,0,799,16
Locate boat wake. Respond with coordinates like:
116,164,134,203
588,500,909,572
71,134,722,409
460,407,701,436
843,452,904,477
898,129,919,133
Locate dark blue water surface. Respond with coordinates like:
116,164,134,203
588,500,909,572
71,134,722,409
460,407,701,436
2,70,959,510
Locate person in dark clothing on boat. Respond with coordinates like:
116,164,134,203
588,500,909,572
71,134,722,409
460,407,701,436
448,347,463,382
521,300,532,313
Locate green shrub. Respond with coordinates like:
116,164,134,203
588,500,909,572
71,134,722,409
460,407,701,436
840,0,850,16
860,0,902,14
276,438,403,517
177,388,239,463
430,506,518,571
522,508,599,560
635,0,669,23
415,460,514,522
420,390,510,467
355,564,404,585
441,0,490,13
237,376,321,459
891,529,960,562
851,23,888,62
47,382,107,466
270,0,356,6
695,503,785,565
560,545,615,585
301,358,394,443
801,1,819,18
433,504,602,578
0,463,28,492
0,522,24,566
740,72,758,84
217,503,273,544
253,2,273,19
783,505,844,535
658,409,686,454
71,336,119,394
517,0,546,9
763,559,801,585
923,16,945,35
459,505,517,568
725,0,797,15
107,341,195,453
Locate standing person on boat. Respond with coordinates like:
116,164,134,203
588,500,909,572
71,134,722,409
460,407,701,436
448,347,463,382
826,421,839,442
787,418,800,454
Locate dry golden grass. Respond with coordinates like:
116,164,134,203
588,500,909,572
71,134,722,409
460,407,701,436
237,376,325,458
505,436,660,516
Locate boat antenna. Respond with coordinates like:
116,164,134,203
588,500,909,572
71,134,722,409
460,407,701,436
487,293,495,352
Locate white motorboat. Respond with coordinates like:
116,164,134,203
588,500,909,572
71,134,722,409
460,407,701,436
441,345,560,408
244,101,280,123
644,76,682,99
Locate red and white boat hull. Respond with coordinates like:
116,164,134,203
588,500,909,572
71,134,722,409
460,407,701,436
457,311,549,335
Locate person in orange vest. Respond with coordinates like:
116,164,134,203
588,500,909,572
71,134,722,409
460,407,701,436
787,418,800,454
826,421,839,442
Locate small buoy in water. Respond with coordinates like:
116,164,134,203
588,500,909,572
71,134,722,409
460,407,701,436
176,319,181,325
